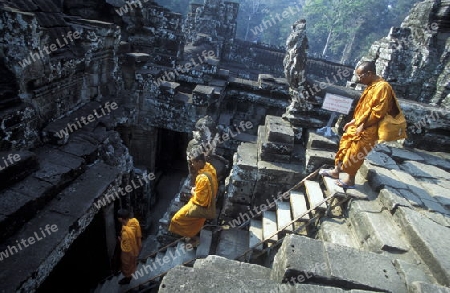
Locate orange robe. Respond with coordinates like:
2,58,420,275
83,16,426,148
120,218,142,277
335,78,394,176
169,162,218,238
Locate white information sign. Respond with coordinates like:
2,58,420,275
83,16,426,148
322,93,353,115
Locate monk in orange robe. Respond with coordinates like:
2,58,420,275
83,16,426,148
320,61,396,189
169,152,217,246
118,209,142,285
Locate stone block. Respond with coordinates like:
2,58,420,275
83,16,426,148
306,130,339,152
305,149,335,174
257,160,304,185
258,125,294,155
378,188,413,211
400,160,450,180
390,147,425,162
319,218,359,249
233,142,258,179
252,180,286,207
216,229,249,260
324,242,408,292
271,235,330,283
159,265,287,293
393,259,434,291
0,151,38,190
194,255,271,280
394,207,450,286
349,206,410,253
220,197,251,224
419,180,450,209
224,184,252,205
264,115,294,144
366,149,400,170
398,189,424,207
196,229,212,258
367,165,409,192
408,281,450,293
260,151,291,164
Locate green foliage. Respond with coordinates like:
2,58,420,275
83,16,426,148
154,0,420,65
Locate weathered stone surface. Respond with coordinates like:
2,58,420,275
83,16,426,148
389,147,425,162
271,235,329,283
257,160,304,185
365,149,400,169
409,281,450,293
324,242,408,292
0,151,38,190
319,218,359,249
349,201,410,253
159,265,286,293
194,255,271,280
394,207,450,286
367,165,409,192
419,180,450,209
399,161,450,180
378,188,413,211
305,149,335,174
393,259,434,291
215,229,249,260
306,130,339,152
264,115,295,145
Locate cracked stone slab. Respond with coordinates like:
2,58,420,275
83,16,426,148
194,255,271,280
394,207,450,286
319,218,359,249
306,130,339,152
159,265,287,293
389,147,425,162
324,242,408,293
379,188,413,211
409,281,450,293
367,165,409,192
349,200,410,253
399,161,450,180
270,235,330,283
419,180,450,209
393,259,434,290
366,150,400,169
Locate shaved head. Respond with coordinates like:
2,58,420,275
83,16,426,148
357,61,376,73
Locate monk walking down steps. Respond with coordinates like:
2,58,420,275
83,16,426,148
117,209,142,285
169,152,218,247
319,61,404,190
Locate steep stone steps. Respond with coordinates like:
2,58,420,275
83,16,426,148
0,161,121,293
93,229,213,293
275,201,293,234
262,210,278,244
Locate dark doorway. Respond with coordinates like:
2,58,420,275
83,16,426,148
155,128,190,173
37,212,110,293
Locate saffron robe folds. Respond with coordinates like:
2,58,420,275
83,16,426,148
335,79,394,176
169,162,218,238
120,218,142,277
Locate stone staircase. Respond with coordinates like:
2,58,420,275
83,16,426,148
214,165,360,262
0,100,130,293
91,229,213,293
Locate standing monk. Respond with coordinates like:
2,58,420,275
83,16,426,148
117,209,142,285
169,152,217,246
320,61,397,189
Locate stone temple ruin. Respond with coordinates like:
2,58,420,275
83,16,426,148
0,0,449,292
